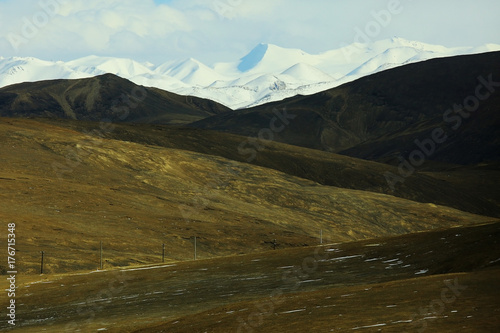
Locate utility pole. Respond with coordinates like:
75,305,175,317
100,241,103,270
194,236,197,260
40,251,44,274
162,243,165,263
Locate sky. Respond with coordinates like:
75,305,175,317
0,0,499,65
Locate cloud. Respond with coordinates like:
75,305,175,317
0,0,191,60
0,0,499,65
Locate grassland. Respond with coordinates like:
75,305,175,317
1,117,499,332
1,51,499,332
1,118,497,275
0,221,498,332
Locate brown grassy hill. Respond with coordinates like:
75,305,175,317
1,118,497,276
0,74,230,124
37,118,500,217
191,51,500,165
2,221,498,332
141,269,500,333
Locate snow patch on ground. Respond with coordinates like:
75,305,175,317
415,269,429,275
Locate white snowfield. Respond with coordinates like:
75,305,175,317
1,38,499,110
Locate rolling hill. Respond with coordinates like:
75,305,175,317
35,118,500,218
192,51,500,166
1,118,498,276
0,74,230,124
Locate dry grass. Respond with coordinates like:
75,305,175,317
1,118,497,275
1,222,498,332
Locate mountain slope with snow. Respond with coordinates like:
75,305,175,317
162,58,229,86
66,55,153,77
281,63,335,83
0,57,93,87
1,38,499,109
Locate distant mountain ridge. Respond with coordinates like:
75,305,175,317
1,38,499,109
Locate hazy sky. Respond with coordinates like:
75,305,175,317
0,0,499,65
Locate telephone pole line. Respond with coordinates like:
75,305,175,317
194,236,197,260
99,241,103,270
162,243,165,263
40,251,44,274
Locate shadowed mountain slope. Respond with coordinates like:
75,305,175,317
0,73,230,124
191,51,500,165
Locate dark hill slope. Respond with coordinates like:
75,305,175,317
0,74,230,124
191,51,500,165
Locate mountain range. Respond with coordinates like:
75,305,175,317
1,51,499,218
1,41,500,332
1,38,499,109
192,51,500,165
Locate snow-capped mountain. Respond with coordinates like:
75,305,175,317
0,57,93,87
1,38,499,109
161,58,229,86
66,55,153,78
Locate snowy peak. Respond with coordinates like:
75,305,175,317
66,55,153,78
388,37,431,50
160,58,228,86
236,43,312,74
471,43,500,53
379,37,453,53
0,56,92,87
281,63,334,83
159,58,203,74
238,43,269,72
347,47,420,76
